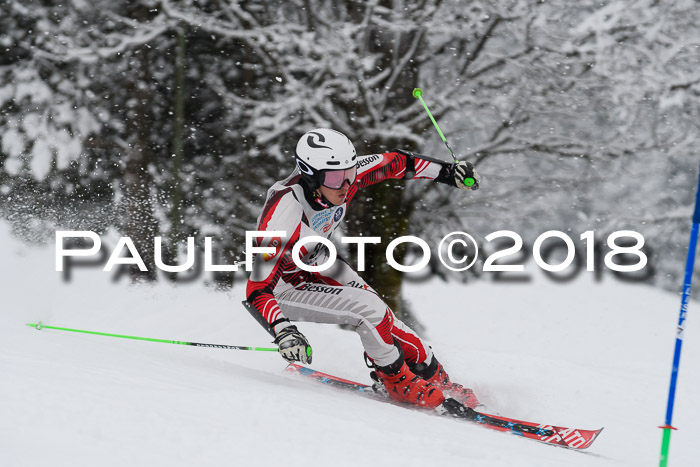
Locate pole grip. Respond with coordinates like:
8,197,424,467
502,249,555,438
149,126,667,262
693,165,700,224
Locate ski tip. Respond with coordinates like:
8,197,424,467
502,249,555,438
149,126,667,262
27,322,43,330
580,427,605,449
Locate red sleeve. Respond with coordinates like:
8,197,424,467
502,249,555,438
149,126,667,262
356,152,408,189
346,152,444,203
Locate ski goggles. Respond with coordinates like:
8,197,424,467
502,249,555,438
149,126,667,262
321,166,357,189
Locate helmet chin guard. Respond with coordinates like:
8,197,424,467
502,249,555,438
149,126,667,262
295,128,357,191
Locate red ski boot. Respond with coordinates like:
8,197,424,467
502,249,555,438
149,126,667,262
371,357,445,409
410,357,480,409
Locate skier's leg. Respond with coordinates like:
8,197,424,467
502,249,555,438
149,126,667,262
373,300,480,408
315,260,475,406
314,258,435,366
388,316,433,365
275,283,400,366
276,283,445,408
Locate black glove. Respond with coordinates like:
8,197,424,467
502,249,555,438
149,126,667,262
273,325,312,364
436,161,480,191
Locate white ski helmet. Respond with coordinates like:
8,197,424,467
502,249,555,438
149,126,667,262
295,128,357,190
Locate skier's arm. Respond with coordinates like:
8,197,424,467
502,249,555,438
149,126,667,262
245,192,303,336
245,191,313,364
245,227,300,335
354,150,479,190
395,148,480,190
354,151,439,189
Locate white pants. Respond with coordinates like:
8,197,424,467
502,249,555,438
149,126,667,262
275,261,432,367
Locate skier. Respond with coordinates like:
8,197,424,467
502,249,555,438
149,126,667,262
245,128,480,409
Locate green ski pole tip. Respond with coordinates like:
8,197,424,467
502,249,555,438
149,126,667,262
412,88,423,98
464,178,475,187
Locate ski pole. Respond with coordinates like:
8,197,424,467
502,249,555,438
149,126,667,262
658,165,700,467
412,87,475,187
27,322,278,352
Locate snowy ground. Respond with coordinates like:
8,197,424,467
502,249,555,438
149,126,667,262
1,222,698,467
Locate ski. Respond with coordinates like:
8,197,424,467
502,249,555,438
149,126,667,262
285,364,603,450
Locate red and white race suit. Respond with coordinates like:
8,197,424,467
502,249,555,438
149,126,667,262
246,152,445,366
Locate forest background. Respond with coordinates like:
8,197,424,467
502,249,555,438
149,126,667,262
2,0,699,322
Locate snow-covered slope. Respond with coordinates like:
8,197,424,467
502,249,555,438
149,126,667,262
1,222,698,467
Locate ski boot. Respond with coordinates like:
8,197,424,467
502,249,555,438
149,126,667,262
410,356,480,409
370,356,445,409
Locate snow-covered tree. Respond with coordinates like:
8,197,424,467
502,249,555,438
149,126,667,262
561,0,700,291
2,0,698,303
172,0,692,313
